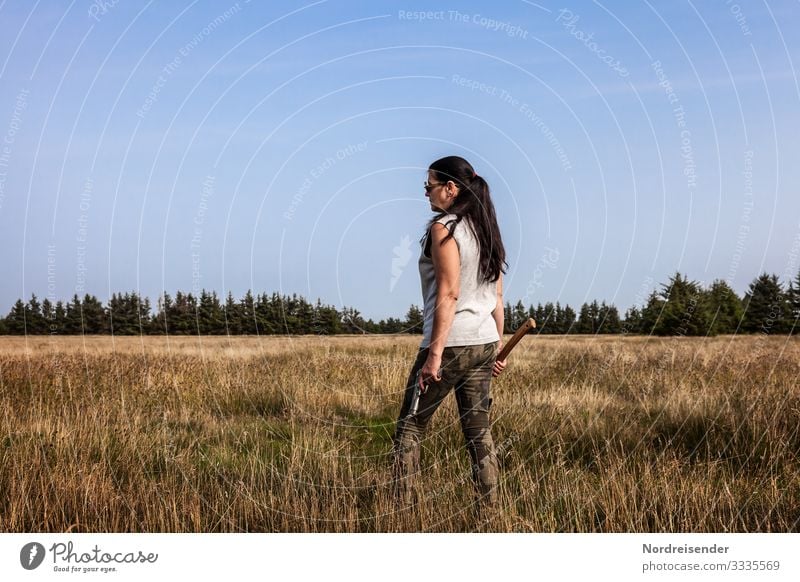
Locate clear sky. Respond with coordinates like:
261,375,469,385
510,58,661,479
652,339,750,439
1,0,798,321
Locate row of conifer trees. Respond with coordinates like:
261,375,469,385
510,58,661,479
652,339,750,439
2,271,798,336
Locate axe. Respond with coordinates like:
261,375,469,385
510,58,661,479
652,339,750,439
496,317,536,362
407,318,536,419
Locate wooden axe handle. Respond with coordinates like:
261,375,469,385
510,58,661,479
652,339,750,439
497,318,536,361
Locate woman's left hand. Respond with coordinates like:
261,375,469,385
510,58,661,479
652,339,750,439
419,353,442,389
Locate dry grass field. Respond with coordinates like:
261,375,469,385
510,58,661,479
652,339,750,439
1,334,798,532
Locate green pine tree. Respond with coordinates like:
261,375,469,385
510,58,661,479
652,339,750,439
786,269,800,334
224,291,242,334
404,304,423,334
623,306,642,334
196,289,223,334
239,290,257,334
562,304,577,333
576,303,593,334
599,302,622,334
512,300,527,331
705,279,744,335
640,290,664,335
64,294,83,334
53,301,67,334
42,298,55,333
651,272,711,336
5,299,27,334
82,294,108,334
25,293,47,333
742,273,791,334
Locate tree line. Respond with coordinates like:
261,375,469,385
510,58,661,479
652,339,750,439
2,270,798,336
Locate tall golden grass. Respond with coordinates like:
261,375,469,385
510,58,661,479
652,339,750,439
1,334,798,532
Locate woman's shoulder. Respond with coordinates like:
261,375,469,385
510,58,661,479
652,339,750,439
436,213,476,235
434,212,459,227
426,214,458,240
431,215,478,254
438,214,475,237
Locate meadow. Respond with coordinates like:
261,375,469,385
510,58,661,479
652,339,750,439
1,334,798,532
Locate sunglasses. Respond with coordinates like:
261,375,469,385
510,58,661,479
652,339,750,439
424,181,445,193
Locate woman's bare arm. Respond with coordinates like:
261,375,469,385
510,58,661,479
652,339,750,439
428,222,460,358
491,273,507,377
492,272,504,343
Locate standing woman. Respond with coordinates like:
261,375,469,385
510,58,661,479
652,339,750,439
392,155,509,509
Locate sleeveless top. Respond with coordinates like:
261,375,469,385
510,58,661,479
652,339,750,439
418,213,500,348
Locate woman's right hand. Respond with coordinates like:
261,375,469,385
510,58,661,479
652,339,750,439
492,342,507,378
492,357,507,378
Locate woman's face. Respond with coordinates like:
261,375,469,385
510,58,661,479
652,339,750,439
425,170,457,212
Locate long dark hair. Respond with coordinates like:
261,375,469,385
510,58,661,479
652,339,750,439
426,156,508,284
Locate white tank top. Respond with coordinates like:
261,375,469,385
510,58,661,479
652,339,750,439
418,213,500,348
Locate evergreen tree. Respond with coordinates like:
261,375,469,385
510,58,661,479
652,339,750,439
742,273,791,334
705,279,744,335
196,289,223,334
623,306,642,334
138,296,152,334
54,300,67,333
362,317,380,334
42,298,55,333
223,291,242,334
512,300,527,331
107,293,122,334
404,304,423,334
153,292,173,335
240,290,257,334
503,301,513,334
589,300,601,333
109,292,142,334
295,296,315,334
165,291,194,334
786,269,800,334
562,304,577,333
340,306,367,334
599,302,622,334
530,303,545,334
311,298,342,335
541,301,555,334
322,304,343,335
252,293,270,334
82,294,108,334
639,290,664,335
647,273,710,336
184,292,199,333
553,302,564,334
64,294,84,334
55,299,67,332
576,303,593,334
5,299,27,334
25,293,47,333
263,292,284,334
281,293,300,334
378,317,404,333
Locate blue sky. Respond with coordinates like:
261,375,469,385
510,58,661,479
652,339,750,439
1,0,798,321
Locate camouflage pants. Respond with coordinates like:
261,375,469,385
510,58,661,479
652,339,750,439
392,341,500,506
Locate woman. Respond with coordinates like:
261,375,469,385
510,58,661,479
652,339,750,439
392,155,509,509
